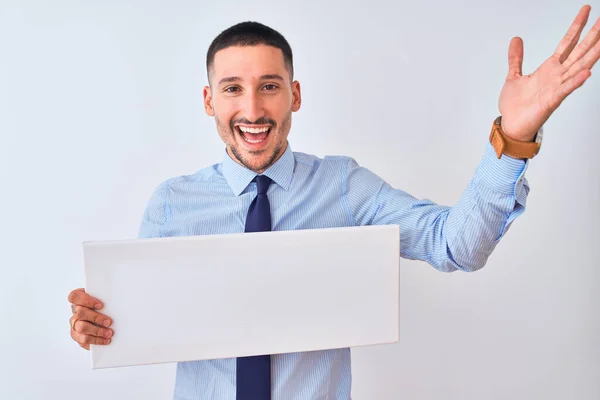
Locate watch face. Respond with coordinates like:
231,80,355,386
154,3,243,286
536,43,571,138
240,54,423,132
534,126,544,144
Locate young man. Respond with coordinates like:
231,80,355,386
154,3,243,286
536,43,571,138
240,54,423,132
68,6,599,399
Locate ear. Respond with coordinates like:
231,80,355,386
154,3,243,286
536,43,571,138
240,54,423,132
203,85,215,116
291,80,301,112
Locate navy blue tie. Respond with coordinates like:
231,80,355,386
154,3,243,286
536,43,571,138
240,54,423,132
236,175,272,400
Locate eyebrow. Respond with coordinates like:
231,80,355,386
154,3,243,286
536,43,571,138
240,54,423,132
218,74,285,86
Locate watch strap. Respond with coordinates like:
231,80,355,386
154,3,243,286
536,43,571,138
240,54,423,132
489,116,542,159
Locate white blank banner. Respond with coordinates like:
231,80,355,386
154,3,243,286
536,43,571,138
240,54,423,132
82,225,400,369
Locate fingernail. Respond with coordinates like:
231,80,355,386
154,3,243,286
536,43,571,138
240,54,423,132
104,330,112,338
104,339,111,345
94,303,102,310
103,319,111,327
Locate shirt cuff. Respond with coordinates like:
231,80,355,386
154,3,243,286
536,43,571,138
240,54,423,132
474,141,529,196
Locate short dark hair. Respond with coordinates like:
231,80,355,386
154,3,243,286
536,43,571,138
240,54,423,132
206,21,294,83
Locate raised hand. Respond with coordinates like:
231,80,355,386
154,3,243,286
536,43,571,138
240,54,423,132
498,5,600,142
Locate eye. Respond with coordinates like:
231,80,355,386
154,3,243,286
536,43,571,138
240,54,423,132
224,86,240,93
263,84,278,91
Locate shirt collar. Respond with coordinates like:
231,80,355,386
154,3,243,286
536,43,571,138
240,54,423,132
221,142,294,196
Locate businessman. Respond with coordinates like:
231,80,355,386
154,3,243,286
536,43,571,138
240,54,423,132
68,6,600,399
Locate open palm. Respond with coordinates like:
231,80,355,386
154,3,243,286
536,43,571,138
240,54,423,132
498,5,600,141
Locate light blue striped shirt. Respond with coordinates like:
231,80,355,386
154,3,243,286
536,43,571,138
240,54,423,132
138,140,530,399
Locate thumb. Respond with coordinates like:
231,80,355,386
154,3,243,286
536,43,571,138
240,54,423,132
507,36,524,79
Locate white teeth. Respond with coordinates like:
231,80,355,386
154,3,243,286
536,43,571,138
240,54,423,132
242,135,265,144
237,126,270,144
239,126,270,134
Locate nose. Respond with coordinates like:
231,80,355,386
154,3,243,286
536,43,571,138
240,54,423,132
241,91,265,123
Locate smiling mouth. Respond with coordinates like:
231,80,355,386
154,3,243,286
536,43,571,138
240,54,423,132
236,125,271,144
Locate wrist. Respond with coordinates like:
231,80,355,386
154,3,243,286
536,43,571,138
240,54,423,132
490,116,543,160
500,120,538,142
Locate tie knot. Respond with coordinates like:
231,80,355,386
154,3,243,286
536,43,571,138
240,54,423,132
255,175,272,195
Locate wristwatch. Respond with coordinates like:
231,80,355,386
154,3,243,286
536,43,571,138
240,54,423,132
489,116,543,159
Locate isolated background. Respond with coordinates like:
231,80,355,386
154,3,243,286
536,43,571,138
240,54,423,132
1,0,599,399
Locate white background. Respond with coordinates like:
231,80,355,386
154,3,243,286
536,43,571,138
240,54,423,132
1,0,599,399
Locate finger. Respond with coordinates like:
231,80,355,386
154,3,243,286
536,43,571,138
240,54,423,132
72,319,114,340
560,29,585,65
71,326,112,346
507,36,524,78
562,35,600,82
70,325,87,350
554,5,592,62
563,16,600,70
72,305,112,328
68,288,103,310
555,69,592,104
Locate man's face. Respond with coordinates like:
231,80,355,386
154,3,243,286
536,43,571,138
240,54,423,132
203,44,301,173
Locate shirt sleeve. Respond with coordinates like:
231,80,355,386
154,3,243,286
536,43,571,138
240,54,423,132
137,180,170,239
344,142,530,272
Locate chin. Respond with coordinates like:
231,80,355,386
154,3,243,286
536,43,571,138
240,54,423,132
230,147,272,172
